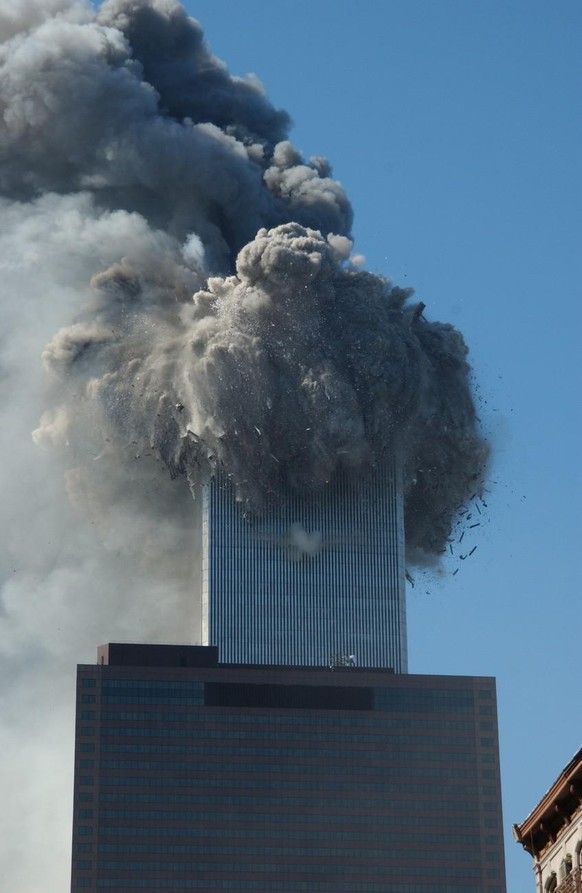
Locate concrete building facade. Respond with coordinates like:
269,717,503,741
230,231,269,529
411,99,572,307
514,747,582,893
70,643,506,893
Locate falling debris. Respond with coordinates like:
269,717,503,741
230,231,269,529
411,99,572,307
410,302,426,324
1,0,490,563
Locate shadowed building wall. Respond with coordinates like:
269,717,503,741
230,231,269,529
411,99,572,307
70,644,506,893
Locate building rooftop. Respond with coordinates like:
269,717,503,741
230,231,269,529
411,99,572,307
513,746,582,859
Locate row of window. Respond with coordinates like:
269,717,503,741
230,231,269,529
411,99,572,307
81,826,467,848
96,859,485,877
82,680,489,715
75,823,486,853
80,810,485,835
96,789,483,815
101,696,205,706
374,689,475,714
83,842,483,860
94,760,481,781
94,776,481,801
76,823,499,853
92,708,486,732
91,774,483,795
102,680,205,691
98,754,482,784
84,810,486,839
96,724,478,749
86,880,501,893
94,828,483,849
98,742,478,761
97,746,479,768
79,778,482,806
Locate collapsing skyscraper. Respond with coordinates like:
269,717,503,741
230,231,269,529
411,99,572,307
194,462,407,670
38,0,508,888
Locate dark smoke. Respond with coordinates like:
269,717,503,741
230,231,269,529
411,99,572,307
3,0,487,559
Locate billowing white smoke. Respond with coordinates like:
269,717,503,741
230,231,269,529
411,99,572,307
0,1,487,889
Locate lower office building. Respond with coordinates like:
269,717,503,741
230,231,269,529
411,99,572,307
70,643,506,893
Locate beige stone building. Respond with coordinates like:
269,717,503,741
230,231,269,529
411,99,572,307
514,747,582,892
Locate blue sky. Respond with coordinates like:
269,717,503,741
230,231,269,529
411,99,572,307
184,1,582,888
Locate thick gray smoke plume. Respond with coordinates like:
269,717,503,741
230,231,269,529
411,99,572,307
0,3,487,886
2,0,487,559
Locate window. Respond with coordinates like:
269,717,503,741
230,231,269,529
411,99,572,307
545,872,557,892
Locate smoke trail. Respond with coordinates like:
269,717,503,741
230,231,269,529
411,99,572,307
1,0,486,560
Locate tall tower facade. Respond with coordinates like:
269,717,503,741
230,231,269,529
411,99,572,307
194,462,407,671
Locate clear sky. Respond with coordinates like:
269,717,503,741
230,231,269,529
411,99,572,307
0,2,579,892
183,1,581,889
